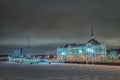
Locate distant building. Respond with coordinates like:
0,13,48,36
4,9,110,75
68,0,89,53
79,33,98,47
107,48,120,60
0,55,9,62
57,28,106,62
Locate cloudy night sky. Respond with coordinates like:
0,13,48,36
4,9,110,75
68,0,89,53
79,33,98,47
0,0,120,54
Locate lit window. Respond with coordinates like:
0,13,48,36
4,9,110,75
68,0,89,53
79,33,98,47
87,48,93,53
61,52,65,55
79,50,82,53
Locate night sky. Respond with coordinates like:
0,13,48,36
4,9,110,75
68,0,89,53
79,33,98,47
0,0,120,54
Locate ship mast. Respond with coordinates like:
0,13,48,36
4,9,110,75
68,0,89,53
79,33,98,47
27,36,31,58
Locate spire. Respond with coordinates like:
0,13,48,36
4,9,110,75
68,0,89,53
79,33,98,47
90,24,94,39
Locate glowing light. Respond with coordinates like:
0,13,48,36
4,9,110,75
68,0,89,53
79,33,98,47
47,55,49,58
61,52,65,55
87,48,93,53
79,50,82,53
8,56,11,60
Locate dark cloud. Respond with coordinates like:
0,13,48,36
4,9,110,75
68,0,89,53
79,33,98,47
0,0,120,54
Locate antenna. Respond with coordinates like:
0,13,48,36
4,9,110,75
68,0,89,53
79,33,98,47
90,24,94,39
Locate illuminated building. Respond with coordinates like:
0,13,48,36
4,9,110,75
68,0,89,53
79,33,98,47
57,28,106,62
107,48,120,60
0,55,10,62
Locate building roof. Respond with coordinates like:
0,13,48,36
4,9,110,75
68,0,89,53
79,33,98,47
87,39,101,45
60,43,85,48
